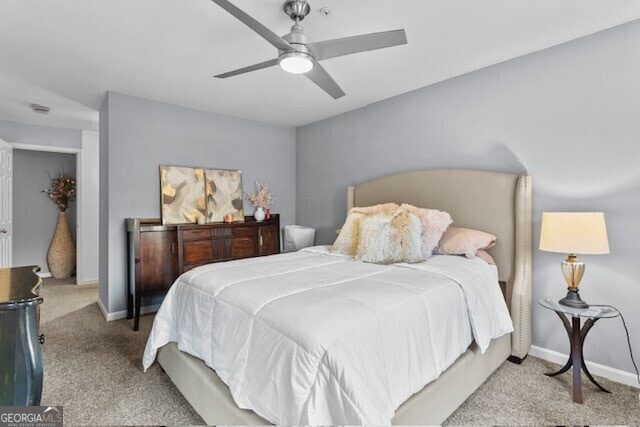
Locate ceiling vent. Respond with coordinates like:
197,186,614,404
31,104,51,114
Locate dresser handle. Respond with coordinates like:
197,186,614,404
171,242,175,254
259,235,263,246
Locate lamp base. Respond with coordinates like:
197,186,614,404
559,288,589,309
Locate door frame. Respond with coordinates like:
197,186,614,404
0,137,12,268
10,142,84,285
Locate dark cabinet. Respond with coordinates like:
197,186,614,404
126,215,280,330
259,223,280,256
0,266,44,406
139,228,179,294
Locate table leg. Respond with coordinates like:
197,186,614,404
545,311,573,377
545,311,611,403
580,318,610,393
571,316,583,403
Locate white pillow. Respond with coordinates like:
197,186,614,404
356,210,423,264
400,204,452,259
332,203,400,256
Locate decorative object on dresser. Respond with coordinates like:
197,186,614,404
0,266,44,405
539,212,610,308
160,166,245,225
204,168,244,223
125,215,280,331
160,166,207,225
246,181,275,223
43,172,76,278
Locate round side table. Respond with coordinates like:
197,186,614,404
539,298,619,404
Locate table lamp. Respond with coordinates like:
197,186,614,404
539,212,609,309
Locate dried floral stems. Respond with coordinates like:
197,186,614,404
43,172,76,212
246,182,274,208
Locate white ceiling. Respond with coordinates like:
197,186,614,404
1,1,640,130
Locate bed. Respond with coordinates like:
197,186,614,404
143,169,532,425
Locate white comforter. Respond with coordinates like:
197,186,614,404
143,246,513,425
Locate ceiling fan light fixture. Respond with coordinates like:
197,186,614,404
279,51,314,74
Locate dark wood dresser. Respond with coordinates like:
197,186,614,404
126,215,280,330
0,266,44,405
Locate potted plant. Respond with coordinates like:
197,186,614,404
43,172,76,278
246,182,274,222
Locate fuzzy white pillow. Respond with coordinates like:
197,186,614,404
332,203,400,256
400,204,452,259
356,210,424,264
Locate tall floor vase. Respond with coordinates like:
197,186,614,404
47,211,76,279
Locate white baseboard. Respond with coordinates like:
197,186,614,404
97,297,109,319
530,345,639,389
96,297,162,322
39,272,96,286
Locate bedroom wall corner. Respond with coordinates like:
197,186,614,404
98,93,110,312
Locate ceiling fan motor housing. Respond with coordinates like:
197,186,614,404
283,0,311,21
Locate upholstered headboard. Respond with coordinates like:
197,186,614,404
347,170,532,359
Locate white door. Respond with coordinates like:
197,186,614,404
0,138,12,267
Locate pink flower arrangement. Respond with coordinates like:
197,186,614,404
246,181,274,208
43,172,76,212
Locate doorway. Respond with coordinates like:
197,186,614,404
13,149,78,278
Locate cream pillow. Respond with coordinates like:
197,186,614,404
437,227,497,258
400,204,452,259
356,210,423,264
332,203,400,256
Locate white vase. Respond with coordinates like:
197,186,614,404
254,206,266,222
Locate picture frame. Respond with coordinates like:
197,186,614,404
159,165,244,224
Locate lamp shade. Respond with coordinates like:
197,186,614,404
539,212,610,254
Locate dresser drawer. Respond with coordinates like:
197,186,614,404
232,236,256,258
232,226,254,237
184,240,213,263
182,228,211,240
212,227,232,237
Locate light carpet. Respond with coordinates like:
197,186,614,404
39,278,640,425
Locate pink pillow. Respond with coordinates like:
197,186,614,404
476,250,496,265
437,227,496,258
400,204,452,259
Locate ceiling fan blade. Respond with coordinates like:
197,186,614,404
305,62,345,99
307,29,407,61
215,58,279,79
211,0,292,52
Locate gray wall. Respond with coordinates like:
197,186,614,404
99,92,296,314
296,20,640,374
0,120,82,149
13,150,76,274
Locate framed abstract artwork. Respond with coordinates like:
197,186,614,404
160,166,206,225
159,165,244,224
204,168,244,223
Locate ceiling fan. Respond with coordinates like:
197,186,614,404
211,0,408,99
